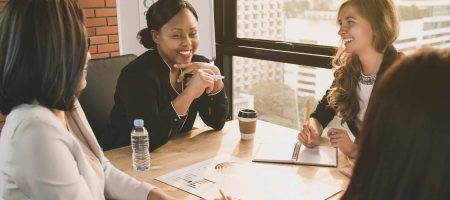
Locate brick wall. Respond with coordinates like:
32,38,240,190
0,0,120,60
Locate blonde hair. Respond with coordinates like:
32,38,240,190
327,0,399,124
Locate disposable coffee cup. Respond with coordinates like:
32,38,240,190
238,109,257,140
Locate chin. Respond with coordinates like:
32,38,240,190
177,56,192,64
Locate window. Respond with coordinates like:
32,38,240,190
214,0,450,126
232,57,333,129
234,0,450,50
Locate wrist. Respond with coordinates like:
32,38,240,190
211,81,224,94
348,143,359,158
179,90,196,102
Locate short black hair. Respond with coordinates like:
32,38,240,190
0,0,88,114
138,0,198,49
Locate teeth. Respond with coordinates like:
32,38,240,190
179,50,191,55
343,38,353,44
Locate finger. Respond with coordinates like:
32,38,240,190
178,68,198,82
174,63,196,69
299,136,308,146
200,68,216,76
300,131,308,142
205,80,215,94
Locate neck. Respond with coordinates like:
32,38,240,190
52,109,67,129
357,47,384,76
157,47,177,72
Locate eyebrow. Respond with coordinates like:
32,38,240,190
170,27,198,31
338,16,356,23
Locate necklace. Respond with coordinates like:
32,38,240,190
359,72,377,85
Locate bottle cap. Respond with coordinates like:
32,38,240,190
133,119,144,127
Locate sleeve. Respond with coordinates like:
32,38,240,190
310,87,336,130
197,86,229,130
101,154,155,200
116,68,186,152
12,118,96,200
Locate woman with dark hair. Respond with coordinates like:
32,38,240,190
0,0,174,199
109,0,228,151
342,48,450,200
298,0,402,158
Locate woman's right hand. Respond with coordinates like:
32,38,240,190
298,119,321,148
182,68,215,99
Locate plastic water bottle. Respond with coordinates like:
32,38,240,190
131,119,150,171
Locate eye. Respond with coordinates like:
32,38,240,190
189,32,198,37
172,34,181,38
348,20,354,25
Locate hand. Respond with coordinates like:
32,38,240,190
175,62,224,94
298,124,320,148
327,128,358,158
181,69,216,99
0,113,6,133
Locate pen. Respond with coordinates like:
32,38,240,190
212,75,225,80
219,189,229,200
305,100,311,144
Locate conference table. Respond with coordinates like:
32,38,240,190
104,119,351,199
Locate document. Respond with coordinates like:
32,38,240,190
156,154,341,200
253,140,337,167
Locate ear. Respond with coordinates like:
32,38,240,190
151,30,160,45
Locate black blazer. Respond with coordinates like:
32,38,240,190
108,49,229,151
310,45,401,138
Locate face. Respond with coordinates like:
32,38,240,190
337,4,374,54
152,8,199,67
78,51,91,91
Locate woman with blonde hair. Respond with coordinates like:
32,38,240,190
298,0,402,158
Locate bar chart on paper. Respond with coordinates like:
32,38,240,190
156,155,342,200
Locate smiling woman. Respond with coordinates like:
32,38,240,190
298,0,401,158
108,0,229,151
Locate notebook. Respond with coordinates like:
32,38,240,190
253,140,337,167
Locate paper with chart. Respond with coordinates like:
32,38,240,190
156,155,341,200
253,139,337,167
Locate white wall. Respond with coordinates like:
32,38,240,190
117,0,216,60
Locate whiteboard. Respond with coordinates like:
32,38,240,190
117,0,216,60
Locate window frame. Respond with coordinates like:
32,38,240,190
214,0,338,117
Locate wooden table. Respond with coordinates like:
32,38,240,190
105,120,351,199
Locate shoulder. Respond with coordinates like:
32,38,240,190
2,104,75,158
121,49,161,75
118,50,162,85
5,104,68,141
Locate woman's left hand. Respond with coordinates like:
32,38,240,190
327,127,358,158
175,62,224,94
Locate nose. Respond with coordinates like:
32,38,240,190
338,26,346,36
181,35,192,47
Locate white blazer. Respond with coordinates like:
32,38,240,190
0,101,155,200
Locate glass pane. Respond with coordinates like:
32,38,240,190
233,56,342,130
236,0,450,51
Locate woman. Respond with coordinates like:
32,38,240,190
109,0,229,151
298,0,401,158
0,1,173,199
342,49,450,199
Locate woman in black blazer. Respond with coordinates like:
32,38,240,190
108,0,228,151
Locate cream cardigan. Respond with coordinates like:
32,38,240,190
0,100,155,200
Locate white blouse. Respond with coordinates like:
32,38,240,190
0,100,155,200
356,82,374,129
